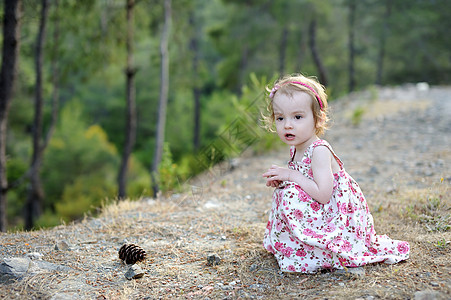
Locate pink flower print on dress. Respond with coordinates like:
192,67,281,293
287,265,296,272
338,257,348,266
303,157,311,164
266,220,272,230
297,188,312,202
327,237,346,253
340,203,356,215
307,169,314,178
355,226,364,240
322,262,332,269
348,181,358,195
293,209,304,220
274,242,284,251
322,222,336,233
333,179,339,190
266,245,275,254
303,228,315,237
340,240,353,252
397,241,409,254
310,201,322,212
369,247,378,254
313,232,324,239
296,249,307,257
275,219,283,231
275,193,282,208
282,246,294,257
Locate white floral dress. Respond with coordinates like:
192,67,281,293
263,139,410,273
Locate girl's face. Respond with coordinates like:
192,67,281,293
272,91,318,149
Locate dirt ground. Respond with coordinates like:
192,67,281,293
0,85,449,299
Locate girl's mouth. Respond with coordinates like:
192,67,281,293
285,134,295,140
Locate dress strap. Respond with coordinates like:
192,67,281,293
289,146,296,162
311,140,344,169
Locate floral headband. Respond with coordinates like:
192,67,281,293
269,81,324,110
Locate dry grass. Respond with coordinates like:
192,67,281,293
0,86,450,299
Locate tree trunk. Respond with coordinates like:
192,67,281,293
43,0,60,150
118,0,137,200
308,18,328,86
189,12,201,151
25,0,49,230
0,0,22,232
295,28,306,73
348,0,356,92
376,0,391,85
151,0,171,197
278,25,288,76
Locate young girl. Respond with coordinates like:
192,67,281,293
262,74,410,273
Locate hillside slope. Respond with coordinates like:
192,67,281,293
0,85,450,299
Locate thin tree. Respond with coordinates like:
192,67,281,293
151,0,171,197
25,0,50,230
44,0,60,151
308,18,328,86
0,0,22,232
348,0,356,92
279,25,288,76
376,0,391,85
118,0,137,199
189,11,201,151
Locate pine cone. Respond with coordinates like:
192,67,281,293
118,243,147,265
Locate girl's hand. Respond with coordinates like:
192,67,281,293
262,165,293,187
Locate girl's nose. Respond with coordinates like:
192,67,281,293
284,120,293,129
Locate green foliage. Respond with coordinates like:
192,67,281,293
403,193,450,233
56,175,116,221
350,106,366,126
42,101,120,219
34,209,65,229
157,143,185,194
433,239,449,249
126,156,152,199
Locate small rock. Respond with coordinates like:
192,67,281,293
414,290,443,300
55,240,71,251
206,253,221,266
50,292,80,300
0,258,31,281
26,252,43,260
124,265,144,280
430,282,439,287
249,264,258,272
32,260,72,272
368,166,379,175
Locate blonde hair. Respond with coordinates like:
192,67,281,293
262,74,329,136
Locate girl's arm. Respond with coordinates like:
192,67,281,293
262,146,334,204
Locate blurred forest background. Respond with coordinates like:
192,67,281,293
0,0,450,231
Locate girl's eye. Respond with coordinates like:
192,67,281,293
276,117,283,121
295,115,302,119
